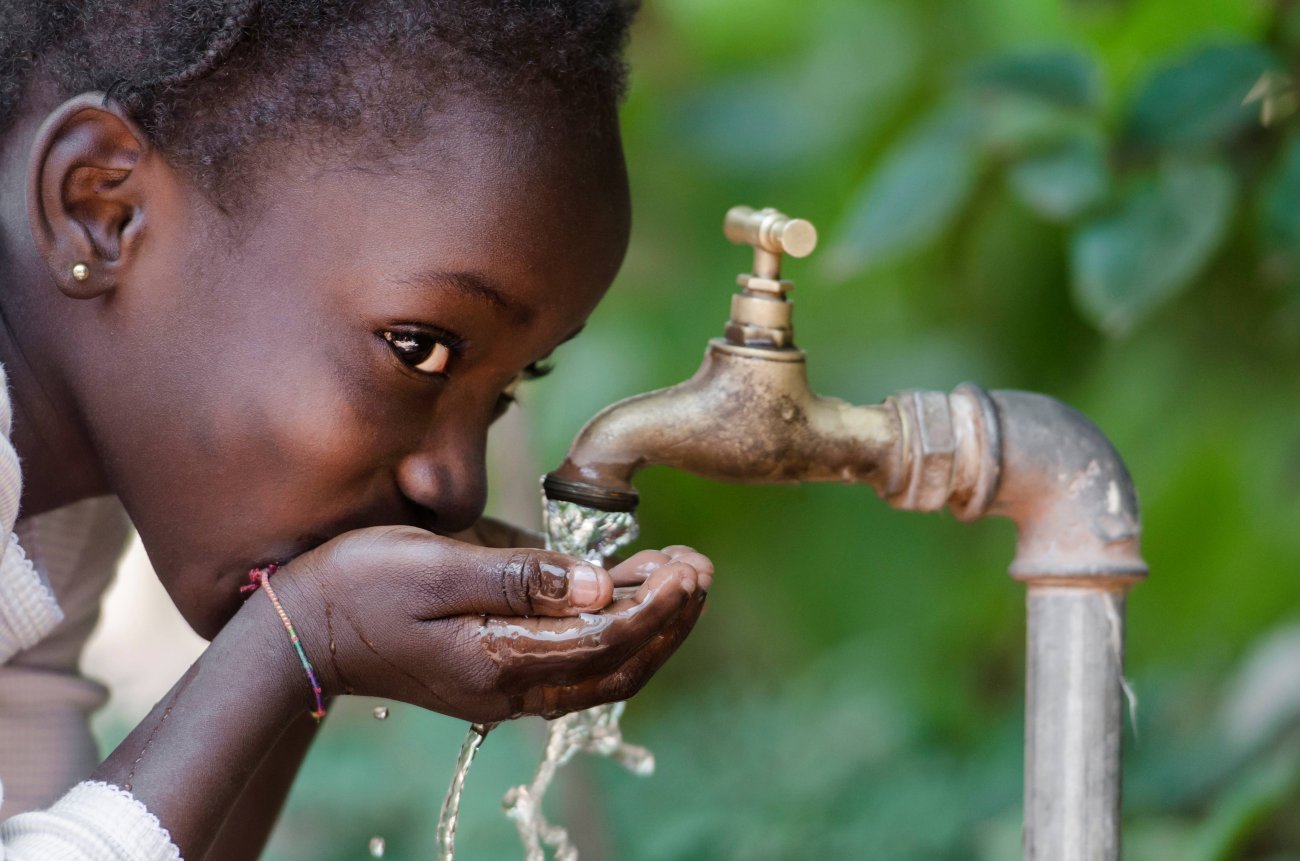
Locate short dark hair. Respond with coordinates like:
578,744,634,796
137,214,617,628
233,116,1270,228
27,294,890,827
0,0,638,200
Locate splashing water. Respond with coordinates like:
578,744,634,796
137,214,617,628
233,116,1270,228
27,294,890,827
503,701,654,861
433,496,647,861
540,497,639,561
500,497,651,861
435,723,491,861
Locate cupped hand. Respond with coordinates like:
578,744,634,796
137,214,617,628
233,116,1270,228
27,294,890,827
265,527,711,723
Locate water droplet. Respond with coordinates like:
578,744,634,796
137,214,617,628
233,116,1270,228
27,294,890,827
369,836,386,857
372,705,389,720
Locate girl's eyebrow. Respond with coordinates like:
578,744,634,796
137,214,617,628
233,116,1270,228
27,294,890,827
394,270,536,324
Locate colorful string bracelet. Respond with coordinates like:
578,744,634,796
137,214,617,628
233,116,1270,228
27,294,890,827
241,564,328,721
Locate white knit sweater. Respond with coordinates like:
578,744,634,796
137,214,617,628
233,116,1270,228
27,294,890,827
0,364,181,860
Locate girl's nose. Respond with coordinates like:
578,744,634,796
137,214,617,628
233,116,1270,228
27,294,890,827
395,432,489,535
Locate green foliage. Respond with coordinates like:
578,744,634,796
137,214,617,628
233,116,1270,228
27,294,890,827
828,102,982,275
968,50,1102,111
1124,44,1279,150
1071,157,1236,334
1258,134,1300,287
830,31,1291,334
1007,132,1110,221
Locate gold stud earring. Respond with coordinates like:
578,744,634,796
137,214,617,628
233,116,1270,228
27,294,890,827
71,263,89,282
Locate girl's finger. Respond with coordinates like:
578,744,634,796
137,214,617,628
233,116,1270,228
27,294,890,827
630,553,709,602
526,588,708,718
608,549,671,586
324,527,616,618
482,559,700,686
413,541,614,618
663,550,713,586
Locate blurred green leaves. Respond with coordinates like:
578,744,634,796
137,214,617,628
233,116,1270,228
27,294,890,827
1071,158,1236,335
829,50,1103,276
1125,44,1279,151
671,2,918,172
968,50,1102,111
828,102,982,275
827,38,1288,335
1008,132,1110,221
1258,135,1300,288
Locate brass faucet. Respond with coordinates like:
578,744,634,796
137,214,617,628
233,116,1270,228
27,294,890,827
543,205,1148,861
544,206,905,510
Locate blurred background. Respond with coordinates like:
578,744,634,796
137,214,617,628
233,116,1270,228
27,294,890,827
87,0,1300,857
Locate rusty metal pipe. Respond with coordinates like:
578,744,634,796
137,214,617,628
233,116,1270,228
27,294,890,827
547,383,1145,860
887,387,1145,859
542,207,1146,859
983,392,1144,861
984,391,1145,584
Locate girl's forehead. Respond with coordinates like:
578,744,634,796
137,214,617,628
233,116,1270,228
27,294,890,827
248,101,626,218
266,114,626,264
203,119,628,322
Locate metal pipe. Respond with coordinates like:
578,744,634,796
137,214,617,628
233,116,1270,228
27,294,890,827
543,206,1147,859
981,391,1144,861
890,388,1145,860
548,383,1146,859
1024,586,1126,861
982,391,1145,585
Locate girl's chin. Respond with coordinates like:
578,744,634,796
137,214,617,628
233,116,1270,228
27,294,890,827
167,540,320,639
170,566,258,641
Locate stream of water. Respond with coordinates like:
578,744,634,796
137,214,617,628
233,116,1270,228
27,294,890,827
435,723,491,860
432,495,649,861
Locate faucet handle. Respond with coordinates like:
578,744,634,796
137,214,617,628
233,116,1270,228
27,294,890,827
724,206,818,290
722,205,817,350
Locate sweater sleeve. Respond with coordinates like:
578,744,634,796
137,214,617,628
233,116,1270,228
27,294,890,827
0,360,181,858
0,362,62,664
0,534,61,664
0,782,181,861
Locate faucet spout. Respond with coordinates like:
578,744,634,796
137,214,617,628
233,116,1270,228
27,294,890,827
544,340,901,511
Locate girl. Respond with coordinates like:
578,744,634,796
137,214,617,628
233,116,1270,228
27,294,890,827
0,1,712,858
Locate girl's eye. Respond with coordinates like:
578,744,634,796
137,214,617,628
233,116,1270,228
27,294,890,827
382,330,454,375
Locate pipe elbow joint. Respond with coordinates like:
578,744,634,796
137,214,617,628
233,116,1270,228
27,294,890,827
888,386,1147,585
987,390,1146,585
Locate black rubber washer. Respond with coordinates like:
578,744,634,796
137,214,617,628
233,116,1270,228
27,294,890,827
541,474,640,513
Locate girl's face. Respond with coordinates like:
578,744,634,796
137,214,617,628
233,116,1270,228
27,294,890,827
65,110,631,638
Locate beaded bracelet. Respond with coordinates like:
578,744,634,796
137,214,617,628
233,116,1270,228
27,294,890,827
241,564,327,721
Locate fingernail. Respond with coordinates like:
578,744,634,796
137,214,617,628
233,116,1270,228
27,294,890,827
570,563,602,607
699,573,713,591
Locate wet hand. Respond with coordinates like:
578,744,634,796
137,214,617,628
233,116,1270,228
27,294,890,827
483,545,712,717
266,528,711,723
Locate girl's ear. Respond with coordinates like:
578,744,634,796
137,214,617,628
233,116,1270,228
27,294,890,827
26,93,161,300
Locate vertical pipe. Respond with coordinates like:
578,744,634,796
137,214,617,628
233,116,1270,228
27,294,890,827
1023,585,1126,861
888,387,1142,858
